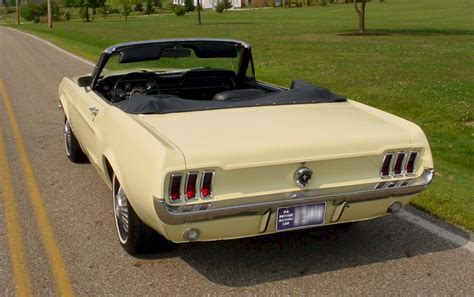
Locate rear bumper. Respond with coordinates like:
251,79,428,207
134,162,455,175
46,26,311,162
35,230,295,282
153,168,434,225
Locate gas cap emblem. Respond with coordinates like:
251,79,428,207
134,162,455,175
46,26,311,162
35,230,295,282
295,167,313,188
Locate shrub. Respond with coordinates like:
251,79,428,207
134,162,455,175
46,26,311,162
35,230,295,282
64,12,71,21
215,2,225,13
223,0,232,9
144,0,154,14
184,0,195,12
174,5,186,16
134,3,144,12
319,0,327,6
20,3,46,22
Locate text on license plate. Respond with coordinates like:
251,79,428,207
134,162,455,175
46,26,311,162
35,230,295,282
276,202,326,231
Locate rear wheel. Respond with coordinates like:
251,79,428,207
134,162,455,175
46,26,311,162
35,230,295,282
113,175,163,255
64,119,88,163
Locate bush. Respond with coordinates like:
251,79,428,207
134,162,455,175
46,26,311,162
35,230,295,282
215,2,225,13
134,3,144,12
319,0,327,6
64,12,71,21
144,0,154,15
184,0,194,12
174,5,186,16
223,0,232,9
20,3,46,22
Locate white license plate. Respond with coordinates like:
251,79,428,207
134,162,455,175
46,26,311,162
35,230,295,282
276,202,326,231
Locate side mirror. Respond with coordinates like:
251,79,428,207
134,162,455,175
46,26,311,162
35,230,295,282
77,76,92,88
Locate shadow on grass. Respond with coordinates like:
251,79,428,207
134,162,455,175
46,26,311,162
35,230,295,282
136,209,471,287
339,28,474,36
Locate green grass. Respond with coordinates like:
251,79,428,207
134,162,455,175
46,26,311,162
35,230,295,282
4,0,474,230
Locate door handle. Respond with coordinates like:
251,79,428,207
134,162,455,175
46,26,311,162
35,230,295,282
89,107,99,117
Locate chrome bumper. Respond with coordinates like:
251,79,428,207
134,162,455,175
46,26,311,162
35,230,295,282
154,168,434,225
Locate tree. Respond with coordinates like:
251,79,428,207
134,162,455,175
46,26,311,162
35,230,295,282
76,0,106,22
223,0,232,10
196,0,201,24
144,0,154,15
353,0,367,34
184,0,194,12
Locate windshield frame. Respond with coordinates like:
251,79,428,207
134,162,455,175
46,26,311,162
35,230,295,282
91,38,255,90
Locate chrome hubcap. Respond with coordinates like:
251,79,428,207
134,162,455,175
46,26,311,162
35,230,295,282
114,186,129,243
64,121,71,156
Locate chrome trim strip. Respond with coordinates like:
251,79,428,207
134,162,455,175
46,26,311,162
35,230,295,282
154,168,434,225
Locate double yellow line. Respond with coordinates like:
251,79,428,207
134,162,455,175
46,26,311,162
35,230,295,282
0,79,74,296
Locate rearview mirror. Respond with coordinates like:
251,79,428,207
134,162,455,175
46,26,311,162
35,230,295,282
77,76,92,88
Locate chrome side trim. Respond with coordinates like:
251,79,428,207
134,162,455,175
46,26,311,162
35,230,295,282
154,169,434,225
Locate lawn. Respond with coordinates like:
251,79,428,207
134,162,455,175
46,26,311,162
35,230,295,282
4,0,474,230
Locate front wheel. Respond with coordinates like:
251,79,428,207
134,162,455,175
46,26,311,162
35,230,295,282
113,175,164,255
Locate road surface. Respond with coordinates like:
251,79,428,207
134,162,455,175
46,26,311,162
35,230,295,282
0,26,473,296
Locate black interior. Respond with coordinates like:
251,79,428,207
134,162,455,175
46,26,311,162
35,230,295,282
95,68,264,103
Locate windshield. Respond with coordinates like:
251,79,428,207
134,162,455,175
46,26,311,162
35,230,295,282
102,41,245,75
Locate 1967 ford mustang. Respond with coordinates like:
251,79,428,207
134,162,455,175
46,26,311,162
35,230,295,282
59,39,434,254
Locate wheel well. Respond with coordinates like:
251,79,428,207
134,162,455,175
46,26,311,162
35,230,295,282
103,157,114,186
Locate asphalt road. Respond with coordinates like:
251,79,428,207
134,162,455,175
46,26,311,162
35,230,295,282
0,26,473,296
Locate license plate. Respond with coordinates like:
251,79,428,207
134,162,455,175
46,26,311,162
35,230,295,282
276,202,326,231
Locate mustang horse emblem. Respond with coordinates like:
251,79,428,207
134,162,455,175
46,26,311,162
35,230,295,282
295,167,313,188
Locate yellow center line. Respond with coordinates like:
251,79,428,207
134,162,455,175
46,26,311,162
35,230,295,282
0,100,33,297
0,79,75,297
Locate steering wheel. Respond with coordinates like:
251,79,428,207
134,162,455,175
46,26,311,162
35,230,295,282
112,71,160,102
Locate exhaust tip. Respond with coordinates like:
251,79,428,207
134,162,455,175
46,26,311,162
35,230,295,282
387,201,402,214
183,228,200,242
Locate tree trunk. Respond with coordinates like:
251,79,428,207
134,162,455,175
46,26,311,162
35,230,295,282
197,0,201,25
15,0,19,24
47,0,52,28
353,0,367,34
85,6,90,22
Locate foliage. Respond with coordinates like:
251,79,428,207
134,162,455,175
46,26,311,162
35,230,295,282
215,2,225,13
98,5,109,18
184,0,195,12
134,2,144,11
223,0,232,9
174,5,186,16
20,3,47,22
154,0,162,9
320,0,327,6
144,0,155,15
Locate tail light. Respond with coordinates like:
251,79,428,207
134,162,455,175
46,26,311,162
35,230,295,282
393,152,407,176
169,174,182,202
405,151,418,175
381,153,394,178
200,171,214,198
185,172,198,200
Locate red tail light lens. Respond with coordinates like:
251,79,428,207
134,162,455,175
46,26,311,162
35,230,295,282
169,174,182,202
381,153,394,178
393,152,406,176
200,171,214,198
185,173,198,200
405,152,418,175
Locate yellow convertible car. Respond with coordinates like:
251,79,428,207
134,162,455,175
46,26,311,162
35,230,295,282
59,39,434,254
